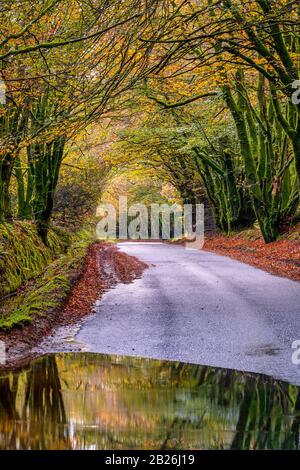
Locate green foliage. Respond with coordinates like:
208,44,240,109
0,221,69,297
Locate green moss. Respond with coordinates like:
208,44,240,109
0,221,69,297
0,228,95,329
0,275,70,329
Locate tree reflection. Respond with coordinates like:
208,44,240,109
0,356,70,449
20,355,69,449
0,353,299,450
0,374,19,448
230,377,299,450
163,361,300,450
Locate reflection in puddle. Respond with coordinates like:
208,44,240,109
0,353,299,450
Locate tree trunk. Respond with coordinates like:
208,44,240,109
0,158,13,221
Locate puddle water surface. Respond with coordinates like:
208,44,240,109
0,353,299,450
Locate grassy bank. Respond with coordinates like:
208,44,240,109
0,224,94,329
0,221,70,298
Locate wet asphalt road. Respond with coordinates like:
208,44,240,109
40,242,300,384
72,242,300,384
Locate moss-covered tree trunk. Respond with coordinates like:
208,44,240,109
28,136,66,243
0,103,28,222
222,71,299,243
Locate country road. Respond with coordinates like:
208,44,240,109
40,242,300,384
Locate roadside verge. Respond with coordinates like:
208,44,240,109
0,238,147,369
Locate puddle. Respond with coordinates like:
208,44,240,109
0,352,299,450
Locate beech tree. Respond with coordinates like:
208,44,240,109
134,0,300,241
0,0,161,239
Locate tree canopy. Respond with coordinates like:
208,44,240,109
0,0,299,243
